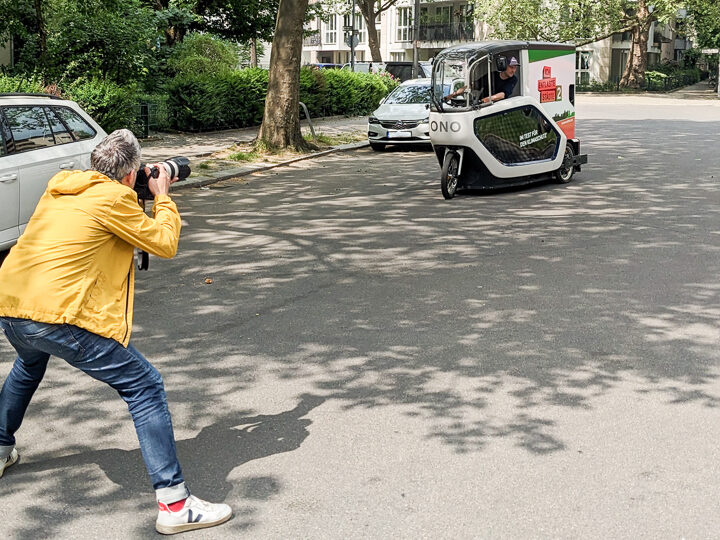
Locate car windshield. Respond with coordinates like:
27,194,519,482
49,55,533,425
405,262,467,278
385,83,450,104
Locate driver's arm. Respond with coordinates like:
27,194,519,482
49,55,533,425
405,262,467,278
444,86,467,101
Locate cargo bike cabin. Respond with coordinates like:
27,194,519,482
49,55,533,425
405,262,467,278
429,41,588,199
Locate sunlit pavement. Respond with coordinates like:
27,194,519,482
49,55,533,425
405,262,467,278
2,94,720,539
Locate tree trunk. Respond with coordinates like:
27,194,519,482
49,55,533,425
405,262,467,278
33,0,47,64
257,0,311,151
619,0,652,88
358,1,382,62
251,38,258,68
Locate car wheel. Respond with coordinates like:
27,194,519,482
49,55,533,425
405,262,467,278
554,143,575,184
369,142,386,151
440,152,460,199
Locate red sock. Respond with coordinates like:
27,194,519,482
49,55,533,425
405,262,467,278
159,498,188,512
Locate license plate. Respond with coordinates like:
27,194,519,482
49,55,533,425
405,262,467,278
387,130,412,138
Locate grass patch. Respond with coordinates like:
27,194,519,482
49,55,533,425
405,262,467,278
228,150,263,162
303,131,365,146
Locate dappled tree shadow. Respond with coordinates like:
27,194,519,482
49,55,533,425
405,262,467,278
0,394,322,539
1,114,720,536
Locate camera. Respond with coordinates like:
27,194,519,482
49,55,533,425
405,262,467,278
134,156,191,200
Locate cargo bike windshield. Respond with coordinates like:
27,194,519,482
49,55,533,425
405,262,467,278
431,52,494,112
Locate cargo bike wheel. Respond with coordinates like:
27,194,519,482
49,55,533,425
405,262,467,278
440,152,461,199
554,143,575,184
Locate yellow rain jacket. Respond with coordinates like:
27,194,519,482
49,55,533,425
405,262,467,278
0,170,181,346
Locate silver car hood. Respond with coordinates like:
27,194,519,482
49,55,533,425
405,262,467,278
372,103,429,121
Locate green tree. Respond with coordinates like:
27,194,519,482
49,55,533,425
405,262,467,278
141,0,198,46
616,0,681,88
0,0,48,71
195,0,278,43
473,0,619,43
686,0,720,49
47,0,158,83
0,0,158,82
472,0,683,89
166,32,240,77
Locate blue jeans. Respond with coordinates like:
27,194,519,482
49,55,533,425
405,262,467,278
0,317,188,504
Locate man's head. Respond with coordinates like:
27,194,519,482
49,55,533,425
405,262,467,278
90,129,142,184
505,56,519,77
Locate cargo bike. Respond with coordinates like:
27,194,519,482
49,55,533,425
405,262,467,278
429,41,588,198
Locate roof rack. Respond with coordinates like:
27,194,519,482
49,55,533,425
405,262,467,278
0,93,64,100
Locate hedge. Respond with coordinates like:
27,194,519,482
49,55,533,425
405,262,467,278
165,66,399,131
1,67,400,135
578,66,702,93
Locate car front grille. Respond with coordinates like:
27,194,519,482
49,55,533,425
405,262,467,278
380,120,419,129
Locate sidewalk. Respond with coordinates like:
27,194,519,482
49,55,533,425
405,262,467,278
580,79,719,100
140,115,370,190
668,79,718,99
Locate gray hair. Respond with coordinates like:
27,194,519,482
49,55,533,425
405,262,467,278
90,129,142,181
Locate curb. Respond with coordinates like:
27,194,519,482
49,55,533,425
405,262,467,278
174,140,370,190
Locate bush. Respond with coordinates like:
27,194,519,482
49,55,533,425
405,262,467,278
0,75,46,93
319,69,394,116
577,79,618,92
167,33,240,78
166,67,399,132
64,78,140,133
166,68,268,131
645,67,701,91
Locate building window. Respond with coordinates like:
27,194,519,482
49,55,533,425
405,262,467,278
343,12,366,45
391,52,405,61
576,51,591,85
396,7,412,42
435,6,451,24
356,13,367,44
325,15,337,44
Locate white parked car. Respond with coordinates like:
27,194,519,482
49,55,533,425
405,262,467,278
0,93,106,252
368,78,455,151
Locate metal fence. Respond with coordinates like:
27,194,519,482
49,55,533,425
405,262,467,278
135,101,168,139
419,22,474,42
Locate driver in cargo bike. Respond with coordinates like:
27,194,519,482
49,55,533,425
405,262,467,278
444,56,519,104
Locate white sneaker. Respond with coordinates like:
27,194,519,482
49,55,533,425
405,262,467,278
156,494,232,535
0,448,18,479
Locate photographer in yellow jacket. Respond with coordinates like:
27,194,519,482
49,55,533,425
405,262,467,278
0,129,231,535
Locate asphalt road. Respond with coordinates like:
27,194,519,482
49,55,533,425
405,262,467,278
1,95,720,539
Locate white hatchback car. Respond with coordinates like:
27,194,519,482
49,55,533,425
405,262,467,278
0,93,106,252
368,78,456,151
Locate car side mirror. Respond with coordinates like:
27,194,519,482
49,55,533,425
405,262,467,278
425,103,430,109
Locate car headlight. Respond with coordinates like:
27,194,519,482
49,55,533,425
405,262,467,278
368,116,380,124
419,117,429,124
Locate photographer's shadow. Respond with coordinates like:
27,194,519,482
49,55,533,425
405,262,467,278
14,393,325,502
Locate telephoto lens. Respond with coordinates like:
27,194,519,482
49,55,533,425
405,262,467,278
161,157,191,181
134,157,191,200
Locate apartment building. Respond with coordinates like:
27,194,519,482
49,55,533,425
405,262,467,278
576,16,693,85
303,1,693,85
302,0,480,65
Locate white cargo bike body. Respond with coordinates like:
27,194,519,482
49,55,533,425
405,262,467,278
429,41,588,198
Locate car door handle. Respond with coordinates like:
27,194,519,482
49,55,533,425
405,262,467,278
0,173,18,183
59,161,76,170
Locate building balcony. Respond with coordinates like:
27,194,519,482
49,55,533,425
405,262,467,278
419,22,474,42
304,34,321,47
